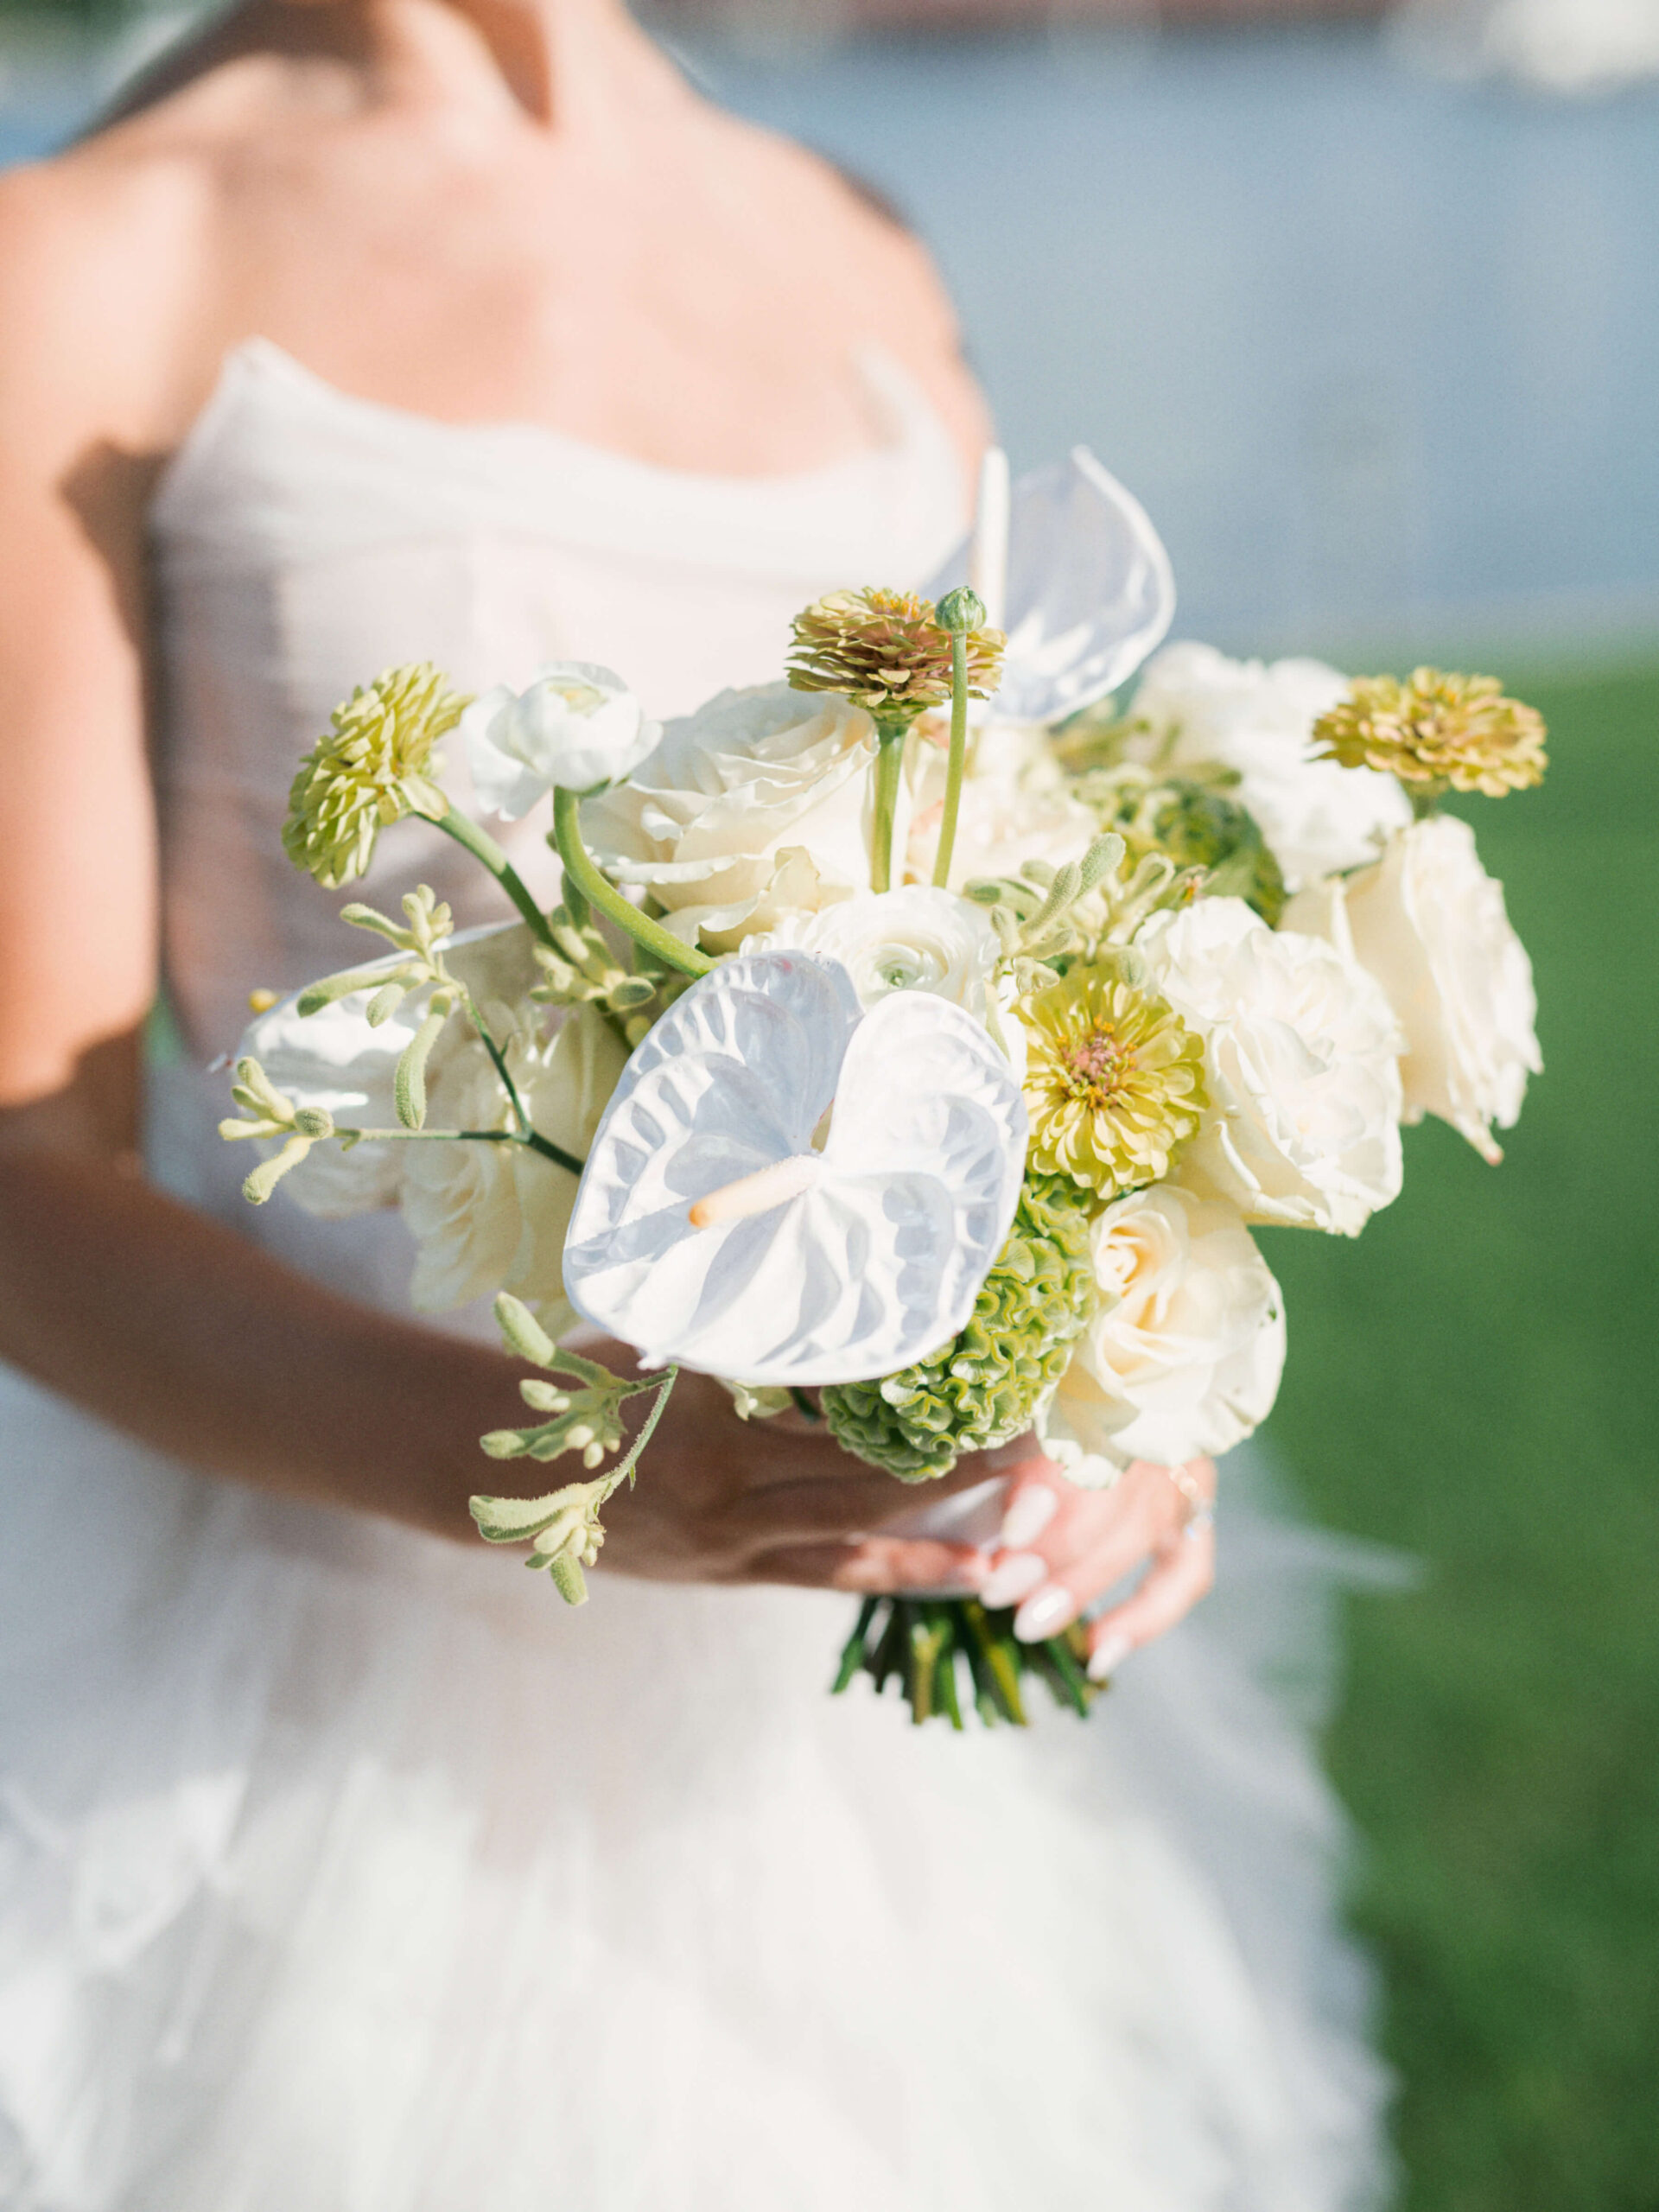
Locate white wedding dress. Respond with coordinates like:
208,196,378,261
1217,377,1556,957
0,338,1392,2212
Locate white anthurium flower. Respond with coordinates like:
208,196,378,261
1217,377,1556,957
235,922,539,1217
403,1004,629,1319
925,447,1176,724
562,951,1028,1385
1286,817,1541,1165
1138,895,1404,1236
462,662,659,818
582,682,900,952
1035,1185,1287,1483
1126,643,1413,892
745,887,1000,1015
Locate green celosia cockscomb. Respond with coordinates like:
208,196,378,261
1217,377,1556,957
820,1173,1096,1481
283,663,470,888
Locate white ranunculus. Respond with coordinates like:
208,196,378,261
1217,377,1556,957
1287,817,1540,1165
463,663,658,818
236,923,539,1217
401,1006,628,1320
1128,642,1412,891
1139,895,1404,1235
1036,1185,1286,1482
582,682,896,952
905,718,1096,890
746,887,1000,1014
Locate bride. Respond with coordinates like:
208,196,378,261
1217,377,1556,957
0,1,1390,2202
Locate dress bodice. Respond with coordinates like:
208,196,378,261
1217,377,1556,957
148,337,968,1070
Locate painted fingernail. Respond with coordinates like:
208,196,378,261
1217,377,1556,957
979,1552,1047,1609
1087,1632,1133,1682
1014,1583,1079,1643
998,1486,1058,1551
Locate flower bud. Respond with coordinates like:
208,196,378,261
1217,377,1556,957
936,586,987,635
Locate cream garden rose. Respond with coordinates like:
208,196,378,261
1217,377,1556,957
582,682,896,951
746,887,1000,1014
402,1005,627,1322
1287,816,1540,1164
1128,643,1412,891
1139,894,1404,1235
1034,1185,1287,1481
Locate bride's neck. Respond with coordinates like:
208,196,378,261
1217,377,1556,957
344,0,683,130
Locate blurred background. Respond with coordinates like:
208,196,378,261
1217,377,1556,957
3,1,1656,2204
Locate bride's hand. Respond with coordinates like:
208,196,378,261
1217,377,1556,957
976,1453,1217,1679
590,1363,996,1594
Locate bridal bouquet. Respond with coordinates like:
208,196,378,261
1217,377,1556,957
223,451,1545,1726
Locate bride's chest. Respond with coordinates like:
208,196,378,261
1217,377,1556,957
218,140,906,479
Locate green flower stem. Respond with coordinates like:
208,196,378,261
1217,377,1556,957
453,987,533,1140
1408,781,1446,821
598,1365,679,1495
832,1598,880,1694
435,806,558,953
551,787,711,980
869,710,914,894
337,1124,586,1178
931,630,971,889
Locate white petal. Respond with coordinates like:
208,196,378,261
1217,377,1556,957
926,447,1175,724
563,954,1027,1385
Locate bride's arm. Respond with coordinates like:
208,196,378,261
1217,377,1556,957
0,171,996,1588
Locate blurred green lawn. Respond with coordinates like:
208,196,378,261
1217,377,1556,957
1260,664,1659,2212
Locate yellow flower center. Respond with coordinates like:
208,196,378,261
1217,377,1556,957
1061,1025,1134,1105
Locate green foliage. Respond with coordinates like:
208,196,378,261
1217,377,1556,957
1264,662,1659,2212
1077,760,1288,925
820,1170,1096,1480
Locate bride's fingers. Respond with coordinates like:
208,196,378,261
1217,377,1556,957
1085,1518,1217,1679
980,1464,1165,1613
741,1536,989,1593
991,1461,1217,1642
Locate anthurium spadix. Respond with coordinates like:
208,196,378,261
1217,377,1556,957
926,446,1176,726
562,952,1028,1385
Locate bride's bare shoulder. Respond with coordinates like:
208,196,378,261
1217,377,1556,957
0,67,260,449
0,20,361,446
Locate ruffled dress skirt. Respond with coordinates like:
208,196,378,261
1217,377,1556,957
0,1344,1393,2211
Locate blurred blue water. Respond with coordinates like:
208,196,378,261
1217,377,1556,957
5,22,1658,657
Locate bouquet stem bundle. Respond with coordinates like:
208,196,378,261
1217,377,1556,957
833,1594,1100,1728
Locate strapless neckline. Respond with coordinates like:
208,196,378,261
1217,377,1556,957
154,335,951,525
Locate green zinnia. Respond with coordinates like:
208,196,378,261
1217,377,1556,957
283,663,469,888
1019,967,1206,1202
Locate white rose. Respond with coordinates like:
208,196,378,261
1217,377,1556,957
1036,1185,1286,1482
463,663,658,818
746,887,999,1014
401,1005,628,1319
1129,642,1412,891
905,717,1096,890
1139,895,1404,1234
582,682,897,951
1287,817,1540,1165
235,922,538,1218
